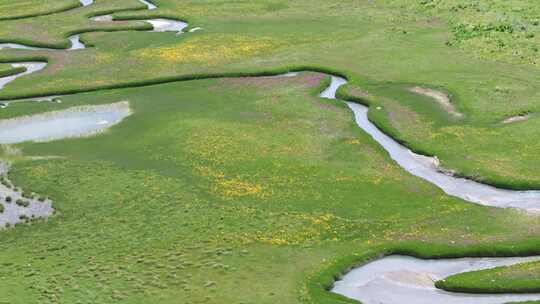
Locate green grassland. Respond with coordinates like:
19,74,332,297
2,0,540,303
1,0,540,187
436,260,540,294
414,0,540,66
0,0,148,48
0,0,81,21
2,72,540,304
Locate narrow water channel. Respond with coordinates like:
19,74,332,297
332,255,540,304
1,3,539,301
321,76,540,212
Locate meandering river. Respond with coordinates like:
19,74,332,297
0,2,539,303
332,255,540,304
321,76,540,212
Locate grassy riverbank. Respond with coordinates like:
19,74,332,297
0,74,539,303
1,0,540,188
0,0,147,48
0,0,80,21
0,64,26,78
436,260,540,294
2,0,540,303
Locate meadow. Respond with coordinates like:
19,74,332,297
1,0,540,303
0,0,80,20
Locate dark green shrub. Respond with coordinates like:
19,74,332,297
0,177,12,188
16,199,29,207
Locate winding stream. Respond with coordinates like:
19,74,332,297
1,2,540,302
0,43,41,50
332,255,540,304
0,1,192,107
1,3,188,52
138,0,157,10
0,34,84,51
0,62,47,91
321,76,540,212
0,0,185,227
90,15,189,34
319,75,540,303
69,34,85,50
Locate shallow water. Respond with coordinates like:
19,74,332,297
90,15,113,22
319,75,347,99
68,34,85,50
79,0,93,7
321,76,540,211
5,72,540,210
0,62,47,90
0,0,189,106
0,194,54,227
0,0,538,297
146,19,188,33
138,0,157,10
332,255,540,304
0,36,83,51
0,43,43,50
90,15,188,34
0,162,54,227
0,102,131,144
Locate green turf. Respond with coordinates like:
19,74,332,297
436,260,540,294
1,0,540,303
0,0,148,48
1,73,540,303
0,0,81,21
414,0,540,66
1,0,540,187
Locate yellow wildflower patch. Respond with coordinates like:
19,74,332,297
135,34,280,65
195,165,265,198
220,177,263,197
